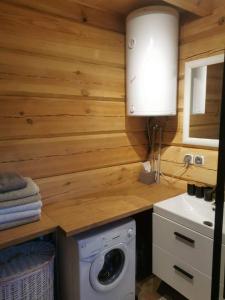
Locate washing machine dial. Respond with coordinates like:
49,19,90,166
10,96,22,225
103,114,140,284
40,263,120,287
130,105,135,114
127,228,134,238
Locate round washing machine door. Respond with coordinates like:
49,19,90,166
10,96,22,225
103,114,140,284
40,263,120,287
89,243,129,292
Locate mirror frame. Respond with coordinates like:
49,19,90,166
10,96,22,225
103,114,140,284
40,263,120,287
183,54,224,148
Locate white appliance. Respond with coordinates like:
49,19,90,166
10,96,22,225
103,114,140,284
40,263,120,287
59,219,136,300
152,194,225,299
126,6,179,116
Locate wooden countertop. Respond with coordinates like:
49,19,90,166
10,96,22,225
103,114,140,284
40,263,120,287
0,182,184,249
0,212,57,250
44,182,184,237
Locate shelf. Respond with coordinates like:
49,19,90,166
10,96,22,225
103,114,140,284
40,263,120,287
0,212,57,250
44,182,184,237
0,182,184,249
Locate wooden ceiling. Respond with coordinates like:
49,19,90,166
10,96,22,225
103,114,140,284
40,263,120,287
74,0,213,17
5,0,219,34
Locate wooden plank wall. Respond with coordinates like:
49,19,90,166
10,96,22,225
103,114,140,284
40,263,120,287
0,1,148,205
2,0,125,33
156,3,225,187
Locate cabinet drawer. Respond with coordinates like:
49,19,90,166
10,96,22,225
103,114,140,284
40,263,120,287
153,245,211,300
153,213,213,276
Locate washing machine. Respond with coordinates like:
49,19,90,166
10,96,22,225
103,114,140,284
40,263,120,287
58,218,136,300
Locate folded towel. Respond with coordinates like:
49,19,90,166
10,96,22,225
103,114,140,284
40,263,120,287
0,193,41,208
0,200,42,215
0,172,27,193
0,215,40,231
0,178,39,201
0,209,41,224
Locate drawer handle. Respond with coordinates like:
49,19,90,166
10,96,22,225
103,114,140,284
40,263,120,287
174,232,195,245
173,265,194,280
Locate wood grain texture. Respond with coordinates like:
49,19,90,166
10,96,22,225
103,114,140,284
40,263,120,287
0,212,57,250
0,2,125,67
153,3,224,186
2,0,125,33
37,162,144,204
0,113,145,139
0,49,125,99
213,0,225,10
160,145,218,185
46,195,153,236
163,0,212,16
0,133,147,161
0,141,147,179
68,0,212,17
44,182,184,236
180,6,225,44
0,2,146,204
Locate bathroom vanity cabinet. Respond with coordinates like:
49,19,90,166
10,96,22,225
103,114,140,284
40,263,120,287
153,212,225,299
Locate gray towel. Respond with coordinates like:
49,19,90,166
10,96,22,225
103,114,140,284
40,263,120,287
0,215,40,231
0,172,27,193
0,209,41,224
0,201,42,215
0,178,39,201
0,193,41,208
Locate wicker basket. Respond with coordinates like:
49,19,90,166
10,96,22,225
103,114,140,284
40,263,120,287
0,241,55,300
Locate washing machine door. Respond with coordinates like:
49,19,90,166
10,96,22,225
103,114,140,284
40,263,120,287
90,243,129,292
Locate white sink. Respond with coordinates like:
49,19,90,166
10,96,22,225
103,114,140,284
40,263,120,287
154,193,225,240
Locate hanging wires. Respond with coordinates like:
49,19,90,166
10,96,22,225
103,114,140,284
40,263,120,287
160,160,190,184
146,117,191,185
146,118,162,183
146,118,152,159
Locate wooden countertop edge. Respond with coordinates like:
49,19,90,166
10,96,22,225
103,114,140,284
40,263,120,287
0,183,185,249
0,227,57,250
44,183,185,237
62,202,154,237
0,212,58,250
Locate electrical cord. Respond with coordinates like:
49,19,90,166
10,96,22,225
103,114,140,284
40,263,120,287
146,118,163,183
147,117,188,185
160,161,190,184
146,118,153,161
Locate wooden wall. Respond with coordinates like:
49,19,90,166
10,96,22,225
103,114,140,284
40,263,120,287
157,3,225,187
0,1,147,204
1,0,224,199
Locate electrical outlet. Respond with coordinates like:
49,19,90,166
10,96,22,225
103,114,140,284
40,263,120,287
184,154,194,164
194,155,204,166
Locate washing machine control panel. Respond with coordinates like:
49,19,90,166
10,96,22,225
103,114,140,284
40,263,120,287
102,227,135,248
79,237,103,259
127,228,134,238
78,224,136,259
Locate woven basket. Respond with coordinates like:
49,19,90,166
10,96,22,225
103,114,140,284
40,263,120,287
0,241,55,300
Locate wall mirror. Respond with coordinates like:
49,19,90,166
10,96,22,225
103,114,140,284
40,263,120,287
183,54,224,147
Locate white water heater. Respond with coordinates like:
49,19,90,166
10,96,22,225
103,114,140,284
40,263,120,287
126,6,179,116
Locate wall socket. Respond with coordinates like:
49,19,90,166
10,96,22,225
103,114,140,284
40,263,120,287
184,154,205,165
184,154,194,164
194,155,204,166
